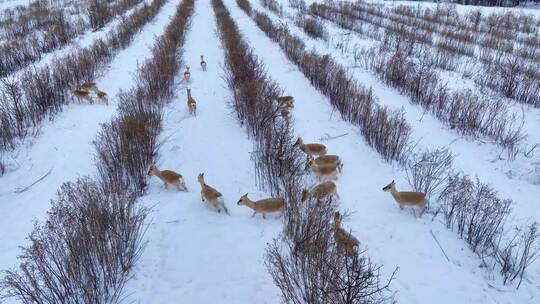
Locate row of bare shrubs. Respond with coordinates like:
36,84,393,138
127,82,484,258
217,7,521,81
0,0,194,302
294,13,327,40
259,0,283,17
309,2,540,108
306,3,526,157
216,0,395,302
405,148,539,287
0,0,166,154
246,3,539,288
0,0,144,77
356,1,539,58
252,11,411,163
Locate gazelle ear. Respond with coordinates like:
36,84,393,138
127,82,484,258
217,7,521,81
243,193,248,197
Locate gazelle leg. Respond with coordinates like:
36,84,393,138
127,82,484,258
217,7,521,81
251,211,256,218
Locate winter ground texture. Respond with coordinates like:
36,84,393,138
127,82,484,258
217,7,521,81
0,0,539,303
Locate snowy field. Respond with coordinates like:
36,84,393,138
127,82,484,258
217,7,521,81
0,0,539,303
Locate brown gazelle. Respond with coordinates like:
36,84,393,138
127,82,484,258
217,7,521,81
187,89,197,115
334,212,359,256
281,107,290,120
237,193,285,218
96,90,108,105
184,66,191,81
198,173,229,215
301,181,338,202
276,96,294,108
294,137,327,156
306,155,342,171
148,164,187,191
79,82,98,92
200,55,207,71
70,85,93,104
308,161,339,180
382,180,427,216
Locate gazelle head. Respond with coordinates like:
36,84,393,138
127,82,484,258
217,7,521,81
187,88,191,95
186,66,190,71
147,164,157,176
197,173,205,184
301,189,309,202
304,156,314,170
237,193,250,205
306,158,315,170
334,212,343,228
382,180,396,192
293,137,303,148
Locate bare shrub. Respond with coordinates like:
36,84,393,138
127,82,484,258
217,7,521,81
88,0,111,30
294,14,327,40
95,102,162,194
494,222,540,287
438,174,512,254
260,0,283,17
237,0,252,15
267,198,395,304
288,0,306,11
0,177,149,304
405,148,454,198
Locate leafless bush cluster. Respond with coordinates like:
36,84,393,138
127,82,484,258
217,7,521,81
494,222,540,288
294,14,327,40
1,178,149,303
217,1,394,302
0,0,194,302
288,0,306,11
476,57,540,107
267,198,396,304
405,148,454,198
252,11,411,163
0,0,166,152
237,0,252,15
259,0,283,17
0,0,143,77
438,174,540,286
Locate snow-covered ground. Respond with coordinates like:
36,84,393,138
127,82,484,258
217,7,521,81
1,0,539,303
124,0,282,302
0,0,181,287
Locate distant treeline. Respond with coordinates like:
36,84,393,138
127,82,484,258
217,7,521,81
399,0,540,7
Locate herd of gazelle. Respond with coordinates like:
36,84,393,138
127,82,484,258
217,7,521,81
183,55,207,115
69,82,108,105
147,54,427,256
